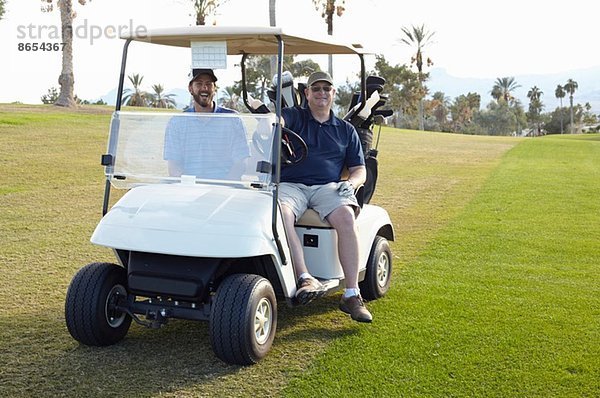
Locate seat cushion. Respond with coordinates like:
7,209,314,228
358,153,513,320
295,209,331,228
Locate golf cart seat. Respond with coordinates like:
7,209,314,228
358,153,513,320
296,209,328,228
267,71,306,108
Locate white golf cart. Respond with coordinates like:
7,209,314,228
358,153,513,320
65,26,394,365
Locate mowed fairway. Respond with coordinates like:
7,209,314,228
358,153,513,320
0,104,598,397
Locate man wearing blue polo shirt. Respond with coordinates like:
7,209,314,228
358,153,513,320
280,71,372,323
163,69,249,179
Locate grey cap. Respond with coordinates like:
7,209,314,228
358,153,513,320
307,71,333,87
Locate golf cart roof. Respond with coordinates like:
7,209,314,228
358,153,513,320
120,26,370,55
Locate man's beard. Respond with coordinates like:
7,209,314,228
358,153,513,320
192,92,212,108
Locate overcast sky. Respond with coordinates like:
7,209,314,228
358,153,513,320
2,0,598,103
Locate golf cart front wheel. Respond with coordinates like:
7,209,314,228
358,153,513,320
209,274,277,365
359,236,392,300
65,262,132,346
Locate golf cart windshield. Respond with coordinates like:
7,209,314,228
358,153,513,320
105,111,277,189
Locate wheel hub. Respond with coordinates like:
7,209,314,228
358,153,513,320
105,284,128,328
254,297,272,345
376,253,390,288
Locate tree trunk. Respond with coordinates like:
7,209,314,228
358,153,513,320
418,99,424,131
326,1,334,76
269,0,277,78
559,98,564,134
55,0,76,107
196,12,206,25
417,72,424,131
569,95,574,134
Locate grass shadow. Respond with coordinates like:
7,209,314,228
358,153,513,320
0,293,360,397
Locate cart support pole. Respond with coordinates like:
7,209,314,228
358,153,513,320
271,35,288,265
115,39,131,112
102,39,131,216
350,54,368,119
240,53,253,111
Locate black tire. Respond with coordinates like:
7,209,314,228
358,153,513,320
209,274,277,365
359,236,392,301
65,262,131,346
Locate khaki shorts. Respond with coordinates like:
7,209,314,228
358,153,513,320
278,182,360,222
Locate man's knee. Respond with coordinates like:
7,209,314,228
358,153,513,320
326,205,356,229
281,203,297,223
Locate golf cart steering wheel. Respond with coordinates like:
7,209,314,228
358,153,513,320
252,125,308,165
280,126,307,165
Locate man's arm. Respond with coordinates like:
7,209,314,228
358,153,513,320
346,165,367,188
226,157,249,180
226,117,251,180
168,160,183,177
164,117,184,177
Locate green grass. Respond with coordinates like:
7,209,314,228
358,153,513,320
283,134,600,397
1,104,598,397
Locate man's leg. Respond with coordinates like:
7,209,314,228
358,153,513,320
326,205,360,288
327,205,373,323
280,198,325,305
281,204,309,278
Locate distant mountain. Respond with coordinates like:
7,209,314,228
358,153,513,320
95,66,600,114
427,66,600,114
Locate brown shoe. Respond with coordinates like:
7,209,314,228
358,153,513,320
295,276,326,305
339,295,372,323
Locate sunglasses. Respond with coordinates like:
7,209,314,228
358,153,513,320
310,85,333,93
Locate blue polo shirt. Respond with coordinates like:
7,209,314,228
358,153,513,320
281,107,364,185
163,104,249,179
183,103,236,114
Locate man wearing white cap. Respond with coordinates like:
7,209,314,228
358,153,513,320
279,71,372,323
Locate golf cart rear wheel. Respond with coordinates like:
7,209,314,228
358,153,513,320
65,262,132,346
359,236,392,300
209,274,277,365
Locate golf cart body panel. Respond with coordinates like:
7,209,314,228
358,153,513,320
91,184,286,259
91,110,299,299
297,205,394,280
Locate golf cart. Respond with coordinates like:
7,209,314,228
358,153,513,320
64,26,394,365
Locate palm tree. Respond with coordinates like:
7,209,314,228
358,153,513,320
312,0,346,76
400,24,435,131
191,0,229,25
527,86,543,103
0,0,6,20
527,86,544,136
431,91,450,127
491,77,521,103
148,84,177,109
220,86,241,111
41,0,91,107
122,74,149,107
555,84,566,134
491,77,522,135
564,79,578,134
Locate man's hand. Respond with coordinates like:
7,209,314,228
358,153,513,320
338,181,354,197
250,98,271,114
